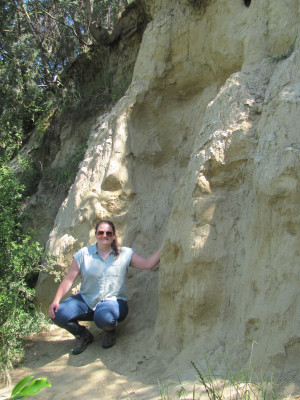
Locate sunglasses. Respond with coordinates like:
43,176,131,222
97,230,113,238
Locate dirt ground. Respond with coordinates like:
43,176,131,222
0,322,193,400
1,324,300,400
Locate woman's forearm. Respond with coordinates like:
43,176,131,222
49,259,80,318
52,276,75,302
130,248,161,270
146,248,161,269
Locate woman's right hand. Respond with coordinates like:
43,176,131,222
48,301,59,319
48,258,80,319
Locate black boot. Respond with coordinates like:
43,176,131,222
102,329,116,349
72,329,94,355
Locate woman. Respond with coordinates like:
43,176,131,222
48,220,160,354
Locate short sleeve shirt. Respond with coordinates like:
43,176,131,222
73,244,134,310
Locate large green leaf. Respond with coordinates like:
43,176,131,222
8,376,51,400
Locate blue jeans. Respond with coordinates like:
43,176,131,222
52,294,128,337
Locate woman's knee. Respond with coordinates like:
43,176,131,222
51,295,84,326
117,300,128,322
93,300,128,330
94,309,116,330
93,301,119,330
51,303,71,326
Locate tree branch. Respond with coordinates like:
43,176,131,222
36,4,90,47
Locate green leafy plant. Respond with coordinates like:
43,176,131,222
16,157,42,198
0,160,48,381
5,376,51,400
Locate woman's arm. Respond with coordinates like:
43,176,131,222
130,248,161,270
48,258,80,318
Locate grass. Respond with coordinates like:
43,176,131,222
158,346,279,400
189,359,277,400
45,143,87,191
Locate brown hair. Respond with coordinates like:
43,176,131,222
95,220,120,257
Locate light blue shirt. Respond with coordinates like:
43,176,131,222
73,244,134,310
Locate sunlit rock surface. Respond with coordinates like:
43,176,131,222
36,0,300,379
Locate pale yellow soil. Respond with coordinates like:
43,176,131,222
1,324,299,400
0,324,173,400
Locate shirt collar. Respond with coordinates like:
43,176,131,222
91,243,98,254
93,243,115,256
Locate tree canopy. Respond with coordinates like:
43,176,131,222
0,0,128,160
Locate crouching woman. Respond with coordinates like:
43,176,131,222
48,220,160,354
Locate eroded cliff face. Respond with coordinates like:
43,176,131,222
36,0,300,379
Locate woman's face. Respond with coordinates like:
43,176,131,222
95,223,115,246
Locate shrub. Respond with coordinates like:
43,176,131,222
0,160,47,380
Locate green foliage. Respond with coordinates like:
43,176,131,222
16,157,42,198
45,143,87,190
43,253,63,283
0,5,54,159
0,0,127,160
5,375,51,400
186,0,211,12
0,160,48,379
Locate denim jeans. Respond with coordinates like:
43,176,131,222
52,293,128,337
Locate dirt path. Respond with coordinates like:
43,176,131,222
0,324,177,400
1,324,300,400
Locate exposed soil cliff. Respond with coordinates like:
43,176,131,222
5,0,300,398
